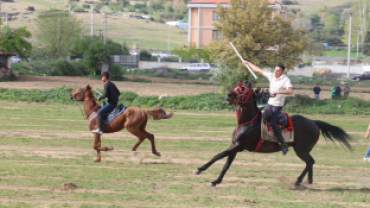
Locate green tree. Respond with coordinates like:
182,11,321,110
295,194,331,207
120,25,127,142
172,43,210,62
310,13,321,26
208,0,307,87
83,39,122,75
150,0,163,12
165,2,173,12
343,0,370,51
0,26,32,59
71,35,101,57
36,11,83,57
324,14,339,34
363,31,370,56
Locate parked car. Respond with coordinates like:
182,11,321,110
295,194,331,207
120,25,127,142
181,63,211,71
353,71,370,81
11,56,21,63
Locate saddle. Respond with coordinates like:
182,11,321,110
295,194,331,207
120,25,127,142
261,107,294,143
102,103,127,124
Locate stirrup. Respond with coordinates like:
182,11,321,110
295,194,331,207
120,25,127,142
91,128,103,135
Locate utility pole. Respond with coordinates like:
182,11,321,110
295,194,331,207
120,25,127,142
90,4,94,36
98,29,103,40
347,14,352,78
0,0,2,35
357,30,360,57
68,1,72,62
168,26,170,52
104,13,107,45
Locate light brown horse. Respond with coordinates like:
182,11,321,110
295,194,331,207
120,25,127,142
69,85,173,162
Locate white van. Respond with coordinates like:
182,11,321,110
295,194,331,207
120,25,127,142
181,63,211,71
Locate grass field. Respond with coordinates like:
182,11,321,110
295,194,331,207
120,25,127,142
0,100,370,207
2,0,187,50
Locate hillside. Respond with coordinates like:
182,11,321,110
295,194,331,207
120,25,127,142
1,0,187,50
283,0,352,14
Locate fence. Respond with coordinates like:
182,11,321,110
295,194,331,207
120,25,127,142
111,55,139,68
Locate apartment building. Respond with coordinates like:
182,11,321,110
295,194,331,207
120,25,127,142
187,0,287,47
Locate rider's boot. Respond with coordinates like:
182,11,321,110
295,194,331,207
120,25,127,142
91,114,104,135
271,125,288,155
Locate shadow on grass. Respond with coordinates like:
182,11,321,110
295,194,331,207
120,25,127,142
308,187,370,193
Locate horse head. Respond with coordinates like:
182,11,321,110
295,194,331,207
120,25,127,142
69,85,94,101
226,81,254,106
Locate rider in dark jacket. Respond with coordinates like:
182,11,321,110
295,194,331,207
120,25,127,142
91,71,120,134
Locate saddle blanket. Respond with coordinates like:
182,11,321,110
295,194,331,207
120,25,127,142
103,104,126,124
261,113,294,143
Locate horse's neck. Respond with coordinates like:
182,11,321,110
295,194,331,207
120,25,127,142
236,102,259,124
83,99,98,117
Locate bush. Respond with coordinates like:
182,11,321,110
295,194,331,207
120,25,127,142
188,57,199,63
159,13,185,20
73,7,85,12
70,61,89,76
140,50,152,59
131,95,159,107
51,60,77,76
120,91,139,102
108,64,125,81
161,57,179,62
27,6,35,11
282,0,299,5
82,4,90,9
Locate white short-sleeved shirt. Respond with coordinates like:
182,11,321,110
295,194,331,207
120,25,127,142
263,71,293,107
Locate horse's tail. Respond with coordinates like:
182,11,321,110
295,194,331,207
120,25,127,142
313,120,353,151
145,109,173,120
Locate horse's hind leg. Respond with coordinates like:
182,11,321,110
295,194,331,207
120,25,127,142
127,126,145,153
92,133,113,162
137,119,160,157
294,150,315,188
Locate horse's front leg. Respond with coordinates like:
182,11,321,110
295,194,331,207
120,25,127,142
92,133,114,162
209,151,237,187
194,140,240,174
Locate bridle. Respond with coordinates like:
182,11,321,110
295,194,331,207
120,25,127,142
231,82,255,105
70,88,97,119
70,87,92,101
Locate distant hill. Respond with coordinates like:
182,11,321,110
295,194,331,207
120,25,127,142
282,0,352,14
0,0,187,50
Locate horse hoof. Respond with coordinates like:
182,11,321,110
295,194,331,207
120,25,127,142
110,146,114,151
193,169,201,175
154,152,161,157
208,182,216,187
294,182,300,189
94,159,101,163
132,151,137,156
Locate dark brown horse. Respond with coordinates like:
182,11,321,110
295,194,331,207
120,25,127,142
69,85,173,162
194,81,352,188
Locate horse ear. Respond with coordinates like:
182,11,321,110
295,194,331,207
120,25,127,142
86,85,92,90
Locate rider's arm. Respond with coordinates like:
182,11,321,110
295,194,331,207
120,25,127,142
242,61,264,76
99,82,109,100
365,124,370,139
273,87,293,95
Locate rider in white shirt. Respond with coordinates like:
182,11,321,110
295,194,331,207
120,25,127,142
242,61,293,155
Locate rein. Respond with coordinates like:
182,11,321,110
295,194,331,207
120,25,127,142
71,88,98,120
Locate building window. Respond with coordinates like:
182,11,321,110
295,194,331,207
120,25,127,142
213,11,219,20
212,30,222,39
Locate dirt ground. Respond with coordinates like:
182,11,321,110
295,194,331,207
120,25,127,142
0,76,221,96
1,75,370,100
